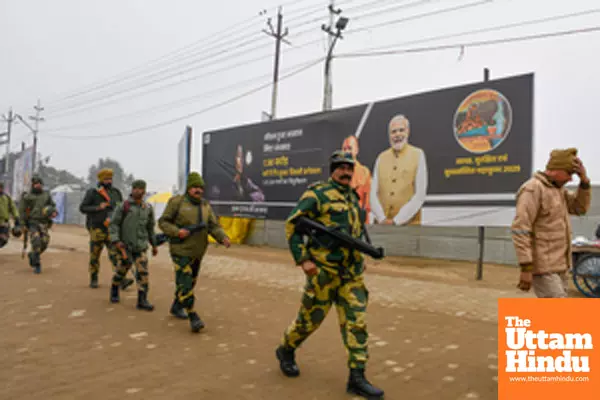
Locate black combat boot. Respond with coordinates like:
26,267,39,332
110,284,120,303
90,274,99,289
346,368,384,399
28,252,41,274
136,291,154,311
188,312,205,333
120,278,134,290
276,345,300,377
170,300,187,319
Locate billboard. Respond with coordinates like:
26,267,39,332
177,126,192,195
202,73,534,226
12,146,34,200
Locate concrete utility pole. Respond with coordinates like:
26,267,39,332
1,108,15,184
263,6,290,120
15,99,44,175
322,1,349,111
29,99,44,173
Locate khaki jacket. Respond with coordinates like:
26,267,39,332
511,172,591,275
158,194,226,259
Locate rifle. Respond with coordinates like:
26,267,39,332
167,222,208,245
97,187,113,227
294,216,385,260
21,206,31,259
21,230,28,259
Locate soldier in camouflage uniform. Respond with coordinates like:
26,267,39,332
0,182,22,248
275,151,384,400
108,179,157,311
79,168,133,289
158,172,231,333
19,176,57,274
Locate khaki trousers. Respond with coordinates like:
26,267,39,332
532,272,568,298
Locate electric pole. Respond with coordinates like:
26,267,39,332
322,1,349,111
29,99,44,173
1,108,15,184
263,6,290,120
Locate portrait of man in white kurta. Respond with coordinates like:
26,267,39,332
370,114,428,226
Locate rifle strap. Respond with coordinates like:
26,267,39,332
97,187,111,202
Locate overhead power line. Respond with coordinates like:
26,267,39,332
43,59,317,133
45,57,324,140
336,25,600,59
46,0,487,117
46,2,334,108
346,0,493,35
45,14,264,106
45,35,327,120
351,7,600,53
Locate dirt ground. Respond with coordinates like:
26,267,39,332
0,224,577,400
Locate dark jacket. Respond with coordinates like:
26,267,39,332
19,190,55,225
79,186,123,229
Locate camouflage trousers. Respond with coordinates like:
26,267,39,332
171,254,201,313
0,222,9,248
88,227,120,278
112,250,149,292
282,267,370,369
28,223,51,267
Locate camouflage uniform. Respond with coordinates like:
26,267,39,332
79,170,132,288
0,183,21,248
108,179,157,311
276,151,384,399
19,177,56,274
282,179,369,366
158,172,228,332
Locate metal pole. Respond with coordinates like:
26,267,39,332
31,99,44,173
264,7,289,120
323,0,335,111
3,109,12,183
476,68,490,281
271,8,283,119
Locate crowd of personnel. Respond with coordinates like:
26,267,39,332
0,147,592,399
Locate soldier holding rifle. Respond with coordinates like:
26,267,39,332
158,172,231,333
79,168,133,289
0,182,22,249
108,179,157,311
275,151,384,400
19,176,57,274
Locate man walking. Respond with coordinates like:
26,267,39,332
275,151,384,399
158,172,231,332
108,179,157,311
79,168,133,289
19,176,57,274
512,148,591,298
0,182,22,248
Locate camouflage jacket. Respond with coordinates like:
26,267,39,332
158,194,226,258
109,197,156,253
19,190,55,225
0,193,19,223
285,179,365,274
79,186,123,229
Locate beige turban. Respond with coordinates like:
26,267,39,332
546,148,578,173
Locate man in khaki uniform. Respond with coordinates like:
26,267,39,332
512,148,591,298
370,114,428,226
